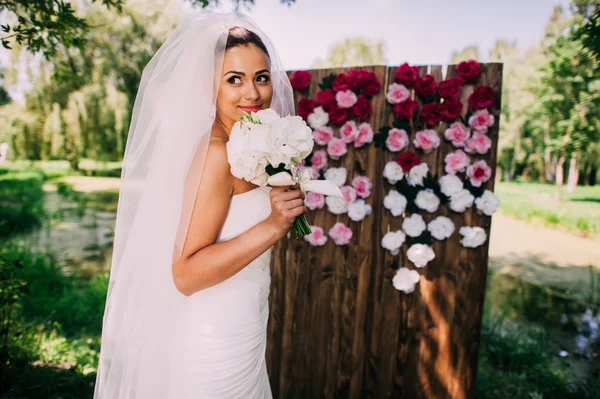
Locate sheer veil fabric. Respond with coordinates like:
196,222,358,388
93,11,294,398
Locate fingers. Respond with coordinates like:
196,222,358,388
271,187,304,201
283,198,305,210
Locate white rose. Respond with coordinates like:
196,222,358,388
439,174,464,197
325,196,348,214
348,199,372,222
324,167,347,187
459,226,487,248
381,230,406,255
449,189,474,213
392,268,421,293
408,163,429,186
415,189,440,213
407,244,435,268
402,213,426,237
307,106,329,129
254,108,279,124
383,190,407,217
383,161,404,184
428,216,455,240
475,190,500,216
280,116,314,165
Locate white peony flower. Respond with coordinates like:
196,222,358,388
459,226,487,248
383,161,404,184
402,213,426,237
475,190,500,216
381,230,406,255
307,106,329,129
407,244,435,268
408,162,429,186
324,167,347,187
439,174,464,197
348,199,372,221
383,190,407,217
415,189,440,213
392,268,421,293
325,196,348,214
428,216,455,240
449,189,474,213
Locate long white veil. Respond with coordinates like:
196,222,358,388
93,11,294,398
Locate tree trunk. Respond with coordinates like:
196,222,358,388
543,121,554,182
555,153,566,201
567,152,579,193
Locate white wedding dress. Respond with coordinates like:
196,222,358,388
175,185,274,398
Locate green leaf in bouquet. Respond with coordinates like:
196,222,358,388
266,163,289,176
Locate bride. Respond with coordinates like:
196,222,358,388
93,11,305,399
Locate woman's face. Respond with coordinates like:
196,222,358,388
216,44,273,130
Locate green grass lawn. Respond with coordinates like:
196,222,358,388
495,181,600,240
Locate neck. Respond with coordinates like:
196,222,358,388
215,114,234,134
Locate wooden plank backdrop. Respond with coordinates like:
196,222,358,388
267,63,503,399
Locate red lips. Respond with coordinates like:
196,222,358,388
239,106,262,113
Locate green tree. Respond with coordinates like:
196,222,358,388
449,45,480,64
312,37,387,68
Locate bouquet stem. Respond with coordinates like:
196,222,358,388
293,214,312,238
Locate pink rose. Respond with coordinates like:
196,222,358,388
351,175,372,199
299,166,320,180
336,89,358,108
304,225,328,246
467,160,492,187
465,131,492,155
444,149,471,174
313,126,334,146
386,128,409,152
340,185,357,203
339,121,359,143
386,83,410,104
413,129,440,154
354,123,374,148
306,192,325,210
310,150,328,170
468,109,495,133
444,121,471,147
328,222,353,245
327,137,348,160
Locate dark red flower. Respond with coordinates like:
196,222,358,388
329,105,350,125
393,99,419,120
468,86,495,110
438,77,462,99
298,98,317,120
347,68,363,91
397,151,422,172
414,74,437,97
395,63,419,87
420,103,443,126
440,98,463,120
332,73,350,92
359,70,382,97
352,96,372,121
290,70,311,90
457,60,481,83
316,89,336,110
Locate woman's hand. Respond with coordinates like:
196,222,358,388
267,184,306,238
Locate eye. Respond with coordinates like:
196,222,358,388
256,74,270,83
227,76,241,84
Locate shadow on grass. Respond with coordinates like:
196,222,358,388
571,197,600,204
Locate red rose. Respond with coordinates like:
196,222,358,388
316,89,336,110
468,86,494,110
457,60,481,83
397,151,422,172
298,98,317,120
290,70,311,90
352,96,372,121
414,74,437,97
359,70,382,97
347,68,363,91
438,77,462,99
395,63,419,87
329,105,350,125
420,103,443,126
440,98,463,120
332,73,350,92
393,99,419,120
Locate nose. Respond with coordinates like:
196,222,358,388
243,82,260,102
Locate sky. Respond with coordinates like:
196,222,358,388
210,0,570,69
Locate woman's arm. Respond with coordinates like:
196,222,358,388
172,137,305,296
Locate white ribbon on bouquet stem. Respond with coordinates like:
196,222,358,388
268,168,344,198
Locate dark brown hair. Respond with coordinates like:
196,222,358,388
226,27,270,59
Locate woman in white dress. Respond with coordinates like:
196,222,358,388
93,11,304,399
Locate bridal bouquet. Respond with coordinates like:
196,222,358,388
226,109,344,237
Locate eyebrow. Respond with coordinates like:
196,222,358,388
223,69,271,77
